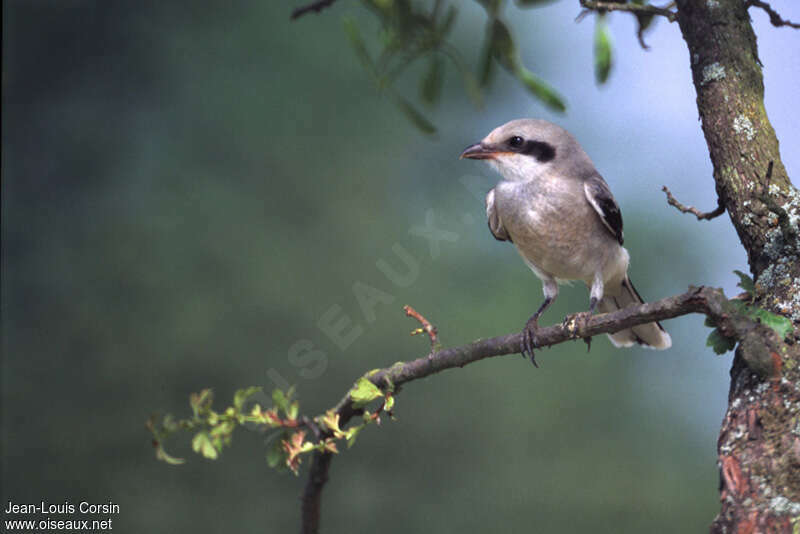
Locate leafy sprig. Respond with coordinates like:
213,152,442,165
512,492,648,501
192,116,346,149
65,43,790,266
148,375,396,475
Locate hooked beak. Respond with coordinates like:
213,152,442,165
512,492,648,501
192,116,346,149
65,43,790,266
459,142,497,160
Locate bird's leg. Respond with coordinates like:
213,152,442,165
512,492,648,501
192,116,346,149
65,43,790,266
522,297,553,367
564,277,604,351
582,297,598,352
522,278,558,367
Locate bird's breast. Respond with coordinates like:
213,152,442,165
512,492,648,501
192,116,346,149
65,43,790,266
493,180,618,281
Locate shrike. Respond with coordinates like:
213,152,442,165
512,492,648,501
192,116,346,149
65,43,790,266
460,118,671,364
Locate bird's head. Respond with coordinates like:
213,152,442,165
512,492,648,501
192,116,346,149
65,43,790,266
460,118,588,183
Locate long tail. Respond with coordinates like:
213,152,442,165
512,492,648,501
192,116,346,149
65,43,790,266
596,275,672,350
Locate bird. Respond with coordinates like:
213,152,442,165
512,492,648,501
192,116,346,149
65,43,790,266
460,118,671,365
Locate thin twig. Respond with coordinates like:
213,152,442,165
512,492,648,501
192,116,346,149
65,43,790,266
404,305,439,348
291,0,338,20
662,186,726,220
578,0,677,23
300,286,767,533
636,24,651,50
746,0,800,29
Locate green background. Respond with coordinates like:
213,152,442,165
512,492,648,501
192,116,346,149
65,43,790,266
3,1,799,532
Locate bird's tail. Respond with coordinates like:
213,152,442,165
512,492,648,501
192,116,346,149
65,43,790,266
597,275,672,350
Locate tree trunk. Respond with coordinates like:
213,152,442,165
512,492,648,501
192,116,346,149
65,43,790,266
675,0,800,530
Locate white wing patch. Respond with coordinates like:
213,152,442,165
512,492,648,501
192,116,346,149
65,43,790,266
583,178,624,245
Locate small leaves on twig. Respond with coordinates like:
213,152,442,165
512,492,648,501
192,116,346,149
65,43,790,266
150,372,401,475
149,386,305,471
703,290,792,355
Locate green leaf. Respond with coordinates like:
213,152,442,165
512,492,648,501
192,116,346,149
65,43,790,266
706,328,736,355
393,95,437,134
733,270,755,294
209,420,235,439
480,19,565,111
272,388,289,414
287,401,299,421
594,17,613,84
478,34,495,87
515,67,567,112
155,444,185,465
489,19,517,72
191,432,219,460
383,393,395,412
760,312,793,339
342,18,376,78
420,55,444,106
266,436,285,468
189,389,214,417
161,414,179,433
728,300,793,339
234,386,262,411
345,424,365,448
350,377,384,408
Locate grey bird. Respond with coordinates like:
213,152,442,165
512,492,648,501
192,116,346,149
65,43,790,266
460,118,671,364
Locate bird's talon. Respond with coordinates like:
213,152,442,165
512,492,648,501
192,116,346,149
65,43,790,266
522,318,541,367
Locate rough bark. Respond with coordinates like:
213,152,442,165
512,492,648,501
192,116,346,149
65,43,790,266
675,0,800,530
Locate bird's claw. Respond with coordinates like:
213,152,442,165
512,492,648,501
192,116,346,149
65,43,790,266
522,317,541,367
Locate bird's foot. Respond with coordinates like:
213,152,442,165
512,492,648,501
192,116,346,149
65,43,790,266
522,316,542,368
562,311,593,351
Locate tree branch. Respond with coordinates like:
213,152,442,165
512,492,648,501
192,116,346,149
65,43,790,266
300,285,763,534
746,0,800,29
578,0,677,22
291,0,338,21
662,186,726,220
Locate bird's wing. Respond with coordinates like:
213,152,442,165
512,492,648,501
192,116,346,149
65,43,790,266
486,188,512,242
583,174,624,245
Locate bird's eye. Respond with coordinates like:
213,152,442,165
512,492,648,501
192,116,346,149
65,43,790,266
507,136,524,149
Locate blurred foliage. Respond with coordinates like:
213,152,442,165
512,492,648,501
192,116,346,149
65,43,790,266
335,0,571,132
313,0,670,131
594,14,613,83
